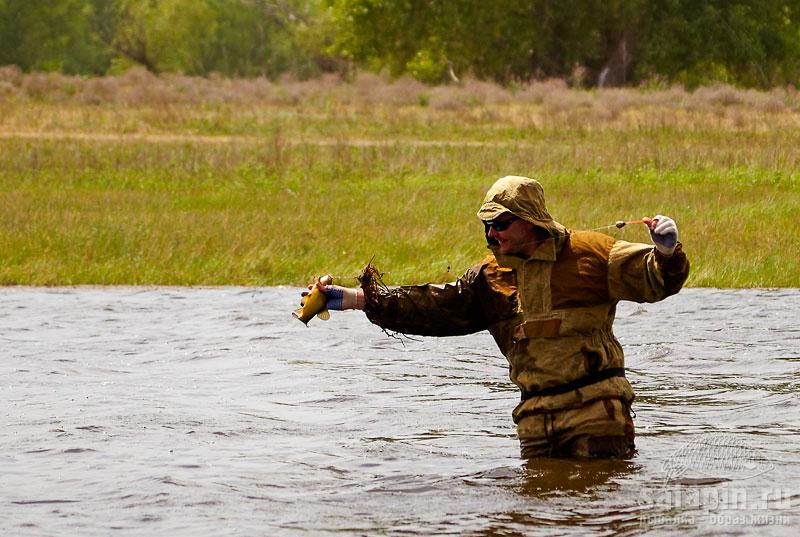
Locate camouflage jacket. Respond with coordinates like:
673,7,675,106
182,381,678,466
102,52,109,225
362,233,689,422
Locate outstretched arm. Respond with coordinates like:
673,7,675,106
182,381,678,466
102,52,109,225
304,268,487,336
608,215,690,303
362,279,487,337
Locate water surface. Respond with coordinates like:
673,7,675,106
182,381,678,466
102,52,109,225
2,288,799,535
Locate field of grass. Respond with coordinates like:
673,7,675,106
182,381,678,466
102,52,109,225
1,68,798,287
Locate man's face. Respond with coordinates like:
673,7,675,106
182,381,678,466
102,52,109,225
485,214,539,257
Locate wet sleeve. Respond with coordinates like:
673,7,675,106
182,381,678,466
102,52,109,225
361,268,488,336
607,241,690,303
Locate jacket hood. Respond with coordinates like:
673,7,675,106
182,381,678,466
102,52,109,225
477,176,569,254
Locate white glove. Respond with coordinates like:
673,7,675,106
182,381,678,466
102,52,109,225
648,215,678,256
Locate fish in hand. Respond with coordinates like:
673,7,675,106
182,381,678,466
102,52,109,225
293,274,333,325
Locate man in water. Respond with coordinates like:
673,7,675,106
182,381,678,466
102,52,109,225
312,176,689,458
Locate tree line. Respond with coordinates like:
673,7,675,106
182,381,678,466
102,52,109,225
1,0,798,88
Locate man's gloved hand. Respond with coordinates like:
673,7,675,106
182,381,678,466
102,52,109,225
646,215,678,257
322,285,364,310
302,282,365,310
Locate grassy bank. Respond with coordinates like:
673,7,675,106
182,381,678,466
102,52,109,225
1,71,798,287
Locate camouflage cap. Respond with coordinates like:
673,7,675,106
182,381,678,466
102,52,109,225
477,176,554,226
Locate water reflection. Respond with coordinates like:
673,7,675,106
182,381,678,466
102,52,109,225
471,460,644,536
519,457,637,497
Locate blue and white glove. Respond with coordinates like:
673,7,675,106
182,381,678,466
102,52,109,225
302,284,364,310
323,286,346,310
648,215,678,257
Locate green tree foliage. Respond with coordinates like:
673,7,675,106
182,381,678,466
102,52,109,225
0,0,110,73
637,0,800,87
101,0,331,77
0,0,334,78
199,0,334,78
102,0,216,74
0,0,798,86
328,0,800,87
328,0,648,83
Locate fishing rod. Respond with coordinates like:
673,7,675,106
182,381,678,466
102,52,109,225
489,217,658,250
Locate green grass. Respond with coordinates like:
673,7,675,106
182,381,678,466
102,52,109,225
1,75,799,287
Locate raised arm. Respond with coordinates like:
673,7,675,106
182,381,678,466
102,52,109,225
607,215,690,303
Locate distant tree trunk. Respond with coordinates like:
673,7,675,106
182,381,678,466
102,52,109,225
113,40,158,73
598,29,635,87
447,61,460,83
528,49,545,81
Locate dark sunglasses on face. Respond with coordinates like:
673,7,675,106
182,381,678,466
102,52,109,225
484,217,516,232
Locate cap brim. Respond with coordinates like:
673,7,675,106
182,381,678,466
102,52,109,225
477,201,510,222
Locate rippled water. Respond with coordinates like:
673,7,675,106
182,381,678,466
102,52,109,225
2,287,799,536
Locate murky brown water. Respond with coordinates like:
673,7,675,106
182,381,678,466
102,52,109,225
2,287,799,536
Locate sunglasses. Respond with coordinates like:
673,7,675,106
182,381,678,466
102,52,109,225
484,217,516,232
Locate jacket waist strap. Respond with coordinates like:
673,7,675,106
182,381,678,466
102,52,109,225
520,368,626,401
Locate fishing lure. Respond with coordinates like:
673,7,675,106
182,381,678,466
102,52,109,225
614,218,654,229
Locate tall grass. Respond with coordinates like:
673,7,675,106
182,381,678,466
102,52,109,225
1,70,798,287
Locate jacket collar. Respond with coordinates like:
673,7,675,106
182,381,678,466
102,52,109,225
492,235,560,268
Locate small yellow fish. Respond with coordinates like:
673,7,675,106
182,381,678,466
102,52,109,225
293,274,332,325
